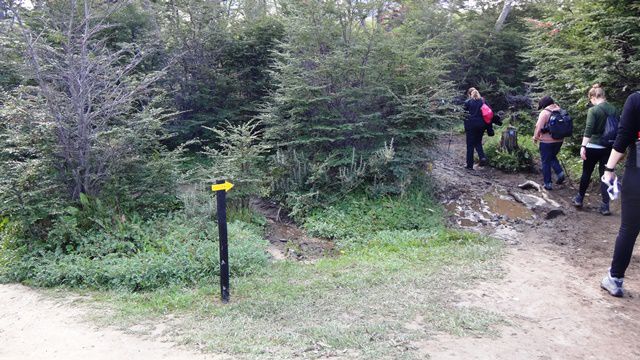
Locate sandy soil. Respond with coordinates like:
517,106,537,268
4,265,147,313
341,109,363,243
423,133,640,358
0,284,223,360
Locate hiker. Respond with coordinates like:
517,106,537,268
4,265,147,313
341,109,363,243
533,95,566,190
573,84,618,215
463,87,489,170
600,91,640,297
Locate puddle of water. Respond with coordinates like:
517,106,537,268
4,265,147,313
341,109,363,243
445,201,486,228
444,202,458,214
444,192,533,228
483,194,533,219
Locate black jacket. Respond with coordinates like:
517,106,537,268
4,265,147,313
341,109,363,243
464,98,486,130
614,92,640,166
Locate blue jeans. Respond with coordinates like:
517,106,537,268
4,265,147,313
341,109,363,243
465,127,486,168
539,142,563,185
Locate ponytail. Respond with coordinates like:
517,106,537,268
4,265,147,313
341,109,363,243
588,83,606,99
468,87,481,100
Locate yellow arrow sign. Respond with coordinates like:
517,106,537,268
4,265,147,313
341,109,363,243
211,181,234,192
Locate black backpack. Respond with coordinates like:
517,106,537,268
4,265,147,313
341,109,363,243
600,108,620,147
544,108,573,139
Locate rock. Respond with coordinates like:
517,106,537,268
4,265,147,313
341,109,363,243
539,191,561,208
518,180,542,192
509,191,548,208
545,209,565,220
492,227,521,245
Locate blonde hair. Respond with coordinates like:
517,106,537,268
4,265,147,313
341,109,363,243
467,87,481,100
588,84,605,99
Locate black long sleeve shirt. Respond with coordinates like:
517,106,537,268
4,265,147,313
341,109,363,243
613,92,640,154
463,98,486,130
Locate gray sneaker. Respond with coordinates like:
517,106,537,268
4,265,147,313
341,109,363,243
601,272,624,297
572,194,584,208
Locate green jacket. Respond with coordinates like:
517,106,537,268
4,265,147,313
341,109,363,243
584,102,618,146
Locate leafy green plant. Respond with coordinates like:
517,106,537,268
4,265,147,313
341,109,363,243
304,187,442,249
485,131,536,173
1,215,269,291
200,120,270,209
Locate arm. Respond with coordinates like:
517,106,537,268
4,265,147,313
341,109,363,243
583,107,597,138
533,110,547,142
603,149,626,183
580,136,591,160
604,93,640,182
580,107,597,160
612,93,640,153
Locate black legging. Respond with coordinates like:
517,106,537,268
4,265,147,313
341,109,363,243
465,127,486,168
579,147,612,203
610,162,640,278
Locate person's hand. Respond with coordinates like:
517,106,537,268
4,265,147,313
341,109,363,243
532,136,538,144
603,170,616,184
580,147,587,161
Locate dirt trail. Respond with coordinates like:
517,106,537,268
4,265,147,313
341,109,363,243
425,134,640,358
0,284,221,360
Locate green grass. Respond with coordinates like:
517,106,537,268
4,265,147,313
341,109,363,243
81,190,505,359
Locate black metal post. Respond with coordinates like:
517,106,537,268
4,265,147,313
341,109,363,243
216,180,230,303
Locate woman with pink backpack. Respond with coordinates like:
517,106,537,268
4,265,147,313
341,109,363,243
463,88,493,170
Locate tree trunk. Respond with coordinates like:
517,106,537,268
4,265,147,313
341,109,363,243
500,126,518,153
495,0,513,32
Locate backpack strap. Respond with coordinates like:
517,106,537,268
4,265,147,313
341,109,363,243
595,103,610,117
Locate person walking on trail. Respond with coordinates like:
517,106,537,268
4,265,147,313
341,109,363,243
573,84,618,215
533,96,566,190
600,91,640,297
463,87,489,170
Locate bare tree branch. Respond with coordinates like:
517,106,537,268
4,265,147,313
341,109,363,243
8,0,169,199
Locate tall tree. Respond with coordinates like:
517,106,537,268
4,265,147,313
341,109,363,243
10,0,170,199
525,0,640,140
263,0,457,210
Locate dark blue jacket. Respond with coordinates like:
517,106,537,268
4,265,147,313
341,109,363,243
464,98,486,130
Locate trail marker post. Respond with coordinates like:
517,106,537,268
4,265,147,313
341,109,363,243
211,180,234,303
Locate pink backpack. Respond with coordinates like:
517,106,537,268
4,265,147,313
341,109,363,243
481,99,493,124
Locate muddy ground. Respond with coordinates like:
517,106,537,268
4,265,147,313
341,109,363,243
424,134,640,359
251,198,336,261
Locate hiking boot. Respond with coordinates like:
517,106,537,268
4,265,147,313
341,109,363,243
572,194,584,208
601,271,624,297
465,165,474,171
556,172,566,185
599,202,611,216
543,183,553,191
479,158,488,167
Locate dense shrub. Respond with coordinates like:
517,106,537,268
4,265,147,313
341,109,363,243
262,0,458,214
304,187,442,249
0,214,269,291
484,127,536,173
